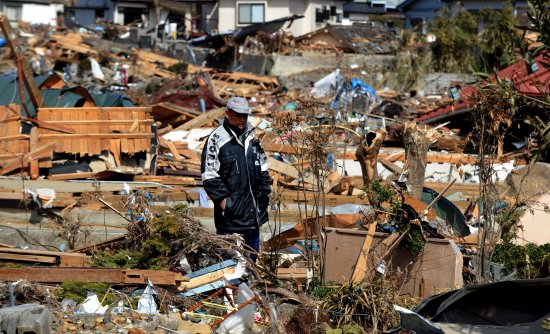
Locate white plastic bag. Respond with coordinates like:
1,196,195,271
137,280,158,315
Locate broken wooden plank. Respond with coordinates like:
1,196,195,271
165,141,182,161
351,222,378,283
262,142,301,154
39,133,155,139
47,172,95,181
180,266,236,290
133,175,196,186
275,267,308,281
0,267,187,286
0,142,55,175
22,117,76,134
175,108,224,131
0,252,57,264
267,157,318,185
379,158,403,176
29,127,39,180
0,247,91,267
0,14,43,109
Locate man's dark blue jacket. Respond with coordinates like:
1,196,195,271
201,120,271,233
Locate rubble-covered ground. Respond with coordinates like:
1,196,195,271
0,2,549,334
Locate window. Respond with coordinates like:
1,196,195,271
4,5,22,21
316,8,323,22
322,6,330,20
238,4,264,24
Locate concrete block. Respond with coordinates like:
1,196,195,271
0,303,51,334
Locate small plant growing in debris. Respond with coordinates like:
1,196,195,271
364,180,402,214
54,208,93,251
271,101,338,281
320,277,407,331
92,202,251,271
55,281,117,306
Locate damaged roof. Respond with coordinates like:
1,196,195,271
295,23,396,54
415,52,550,125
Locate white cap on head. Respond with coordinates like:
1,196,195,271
226,96,251,115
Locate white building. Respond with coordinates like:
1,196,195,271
218,0,348,37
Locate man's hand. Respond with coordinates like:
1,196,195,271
220,198,227,209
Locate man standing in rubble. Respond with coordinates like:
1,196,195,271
201,97,271,262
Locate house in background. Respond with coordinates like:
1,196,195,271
342,0,406,24
217,0,347,37
1,0,64,26
397,0,529,31
1,0,217,39
63,0,114,27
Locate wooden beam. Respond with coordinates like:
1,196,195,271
37,120,153,125
133,175,196,186
39,133,155,139
267,157,317,185
0,267,187,286
262,142,301,155
275,267,308,281
0,247,91,267
0,14,43,109
351,222,378,283
179,266,236,290
175,108,224,131
0,253,57,264
0,142,55,175
48,172,95,181
22,117,76,134
379,158,403,176
165,140,182,161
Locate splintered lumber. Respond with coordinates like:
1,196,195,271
379,158,403,176
47,172,95,180
165,140,182,161
151,102,200,127
0,105,29,158
262,142,301,154
179,267,236,290
73,235,127,254
133,49,181,68
175,108,225,131
0,178,162,193
179,261,237,291
339,150,525,165
275,267,308,281
49,32,98,56
351,222,378,283
0,248,91,267
0,142,55,175
0,267,187,286
208,71,280,92
0,14,43,109
267,157,317,185
134,175,196,186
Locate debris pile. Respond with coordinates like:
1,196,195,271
0,9,548,334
